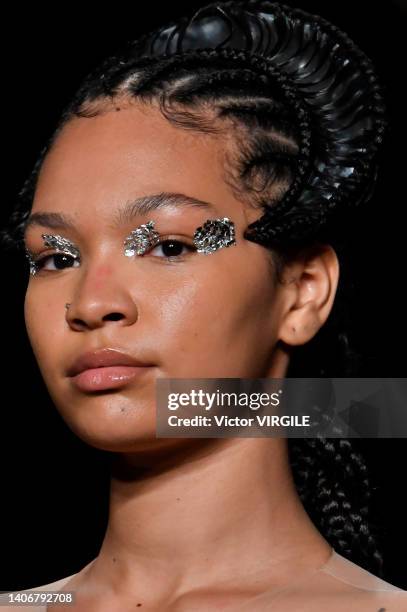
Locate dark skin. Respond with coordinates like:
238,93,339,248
19,101,406,610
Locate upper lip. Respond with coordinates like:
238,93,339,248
67,348,152,377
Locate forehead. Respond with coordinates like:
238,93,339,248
30,102,245,227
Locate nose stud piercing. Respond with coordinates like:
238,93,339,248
65,303,71,310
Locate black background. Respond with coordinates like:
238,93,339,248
1,0,406,591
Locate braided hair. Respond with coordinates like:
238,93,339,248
0,0,388,577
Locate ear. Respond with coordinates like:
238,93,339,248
277,243,340,347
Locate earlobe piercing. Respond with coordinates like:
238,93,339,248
193,217,236,254
123,220,160,256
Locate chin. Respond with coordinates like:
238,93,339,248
51,392,158,448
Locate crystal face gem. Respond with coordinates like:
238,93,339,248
193,217,236,254
25,249,37,276
25,234,80,276
41,234,81,258
123,220,161,256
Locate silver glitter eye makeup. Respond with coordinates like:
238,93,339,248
123,220,160,257
193,217,236,254
25,234,80,276
25,249,38,276
41,234,81,257
123,217,237,258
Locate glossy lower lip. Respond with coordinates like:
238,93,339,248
70,366,152,392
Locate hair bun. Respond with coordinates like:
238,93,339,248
133,0,387,247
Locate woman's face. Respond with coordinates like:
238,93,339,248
23,101,287,451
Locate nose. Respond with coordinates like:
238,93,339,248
65,267,139,331
66,298,138,331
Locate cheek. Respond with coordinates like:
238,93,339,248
24,287,41,346
24,286,62,369
151,257,278,376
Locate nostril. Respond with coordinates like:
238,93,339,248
103,312,125,321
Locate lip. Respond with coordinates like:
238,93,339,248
67,348,154,392
70,365,152,392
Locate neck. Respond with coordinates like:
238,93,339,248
91,437,332,599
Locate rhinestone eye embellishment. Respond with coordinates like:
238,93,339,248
41,234,81,257
123,220,161,257
25,249,38,276
193,217,236,254
25,234,80,276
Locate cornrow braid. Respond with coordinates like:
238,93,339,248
0,0,387,577
118,47,314,228
128,0,387,249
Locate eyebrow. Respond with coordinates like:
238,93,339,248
23,192,218,236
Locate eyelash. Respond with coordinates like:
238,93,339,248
29,237,197,273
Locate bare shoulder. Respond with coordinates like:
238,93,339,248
308,588,406,612
301,551,407,612
232,551,407,612
332,588,407,611
0,557,97,612
242,583,407,612
374,590,407,611
0,573,78,612
287,567,407,612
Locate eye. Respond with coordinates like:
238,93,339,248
33,252,80,272
148,238,196,259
